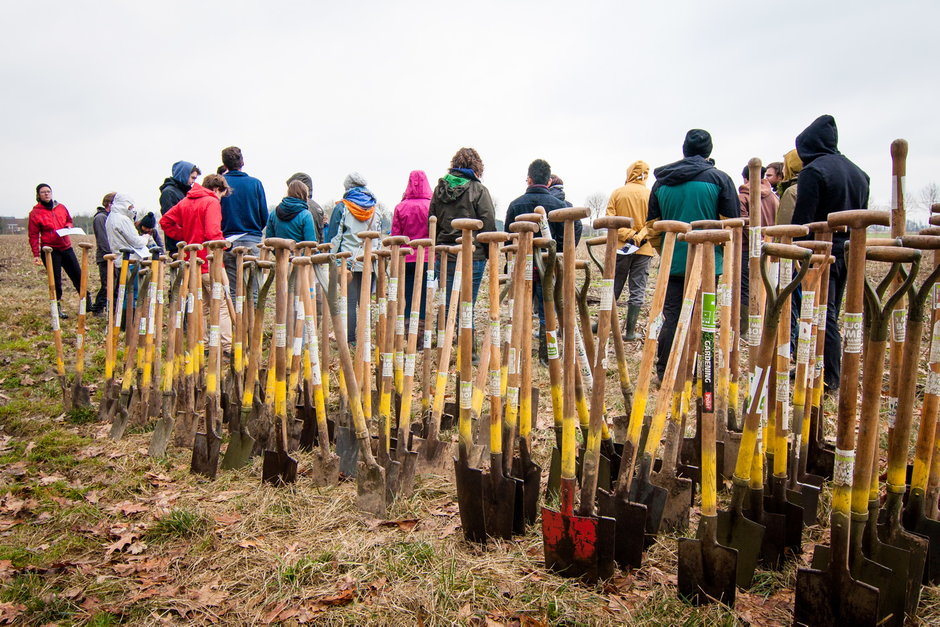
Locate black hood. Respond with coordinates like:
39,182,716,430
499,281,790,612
653,155,715,186
160,177,188,194
796,115,839,165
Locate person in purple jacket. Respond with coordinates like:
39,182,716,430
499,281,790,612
391,170,431,320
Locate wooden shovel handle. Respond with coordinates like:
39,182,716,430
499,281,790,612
548,207,591,222
651,220,691,234
763,224,809,239
584,235,606,247
509,221,539,234
594,215,633,230
796,240,832,254
679,229,731,245
690,219,723,230
761,242,813,261
902,234,940,250
451,218,483,231
865,245,921,264
827,209,889,230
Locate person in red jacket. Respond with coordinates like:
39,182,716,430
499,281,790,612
28,184,83,318
159,174,234,351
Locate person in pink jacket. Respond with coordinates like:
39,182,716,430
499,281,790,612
391,170,431,320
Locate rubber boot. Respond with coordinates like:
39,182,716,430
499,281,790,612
538,324,548,368
622,304,641,341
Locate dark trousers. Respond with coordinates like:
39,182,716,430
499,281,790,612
614,253,652,306
656,275,687,379
347,271,366,345
41,247,82,302
402,261,427,321
93,260,119,313
824,252,848,389
440,256,486,311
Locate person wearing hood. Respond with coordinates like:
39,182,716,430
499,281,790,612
791,114,870,391
647,129,739,382
160,174,234,352
91,192,117,315
105,194,155,261
429,147,497,306
220,146,268,298
266,180,317,242
159,161,201,255
391,170,432,321
606,160,653,341
776,148,802,225
286,172,325,243
328,172,380,343
548,174,572,206
28,183,83,317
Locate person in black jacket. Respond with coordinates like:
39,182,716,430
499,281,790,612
791,114,870,391
90,192,116,315
647,129,739,381
159,160,201,255
504,159,580,365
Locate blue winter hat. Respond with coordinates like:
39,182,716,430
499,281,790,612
171,161,198,186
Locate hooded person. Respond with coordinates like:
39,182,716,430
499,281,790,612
791,114,870,391
606,160,653,340
391,170,432,320
105,194,154,261
429,147,497,305
327,172,379,343
159,160,200,254
266,180,317,243
647,129,739,381
28,183,83,315
776,148,802,224
547,174,572,206
160,174,234,352
286,172,325,242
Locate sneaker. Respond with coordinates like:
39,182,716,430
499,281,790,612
57,302,69,319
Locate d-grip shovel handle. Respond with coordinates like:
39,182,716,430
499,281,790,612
861,247,920,343
827,209,890,231
759,243,812,308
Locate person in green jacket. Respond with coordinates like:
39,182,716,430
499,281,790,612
265,180,318,243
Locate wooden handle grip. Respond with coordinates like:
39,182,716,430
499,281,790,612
827,209,889,230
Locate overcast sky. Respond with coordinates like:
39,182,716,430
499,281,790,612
3,1,938,223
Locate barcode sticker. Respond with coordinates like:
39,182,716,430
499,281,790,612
405,353,416,377
525,253,533,281
834,448,855,487
461,302,473,329
887,396,898,429
388,278,398,302
750,227,762,257
209,325,220,347
275,323,287,347
382,353,393,377
599,278,615,311
801,291,816,320
460,381,472,409
844,312,863,354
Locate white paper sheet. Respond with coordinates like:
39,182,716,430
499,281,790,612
56,227,85,237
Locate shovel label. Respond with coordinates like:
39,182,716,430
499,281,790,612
931,319,940,363
748,366,767,416
79,298,87,316
460,381,472,409
489,369,501,396
525,253,533,281
363,338,371,362
292,335,302,356
295,297,304,320
650,313,664,340
209,325,220,347
546,330,559,360
718,282,732,307
424,330,433,349
892,309,906,342
187,293,194,314
776,371,790,427
779,259,792,285
382,353,393,377
235,295,243,314
377,297,386,318
395,352,404,371
834,447,855,487
410,311,420,335
76,334,83,349
212,282,223,300
750,227,762,256
397,314,405,335
427,278,438,291
175,310,183,330
388,278,398,302
702,292,716,332
507,386,520,407
438,330,445,347
311,364,321,385
50,301,59,329
748,315,761,347
777,342,790,360
508,348,517,375
887,396,898,429
275,323,287,347
816,304,827,330
843,312,863,353
599,278,615,311
800,291,816,320
404,354,416,377
451,271,462,292
460,303,473,329
797,324,813,364
138,315,147,336
490,320,500,347
927,371,940,396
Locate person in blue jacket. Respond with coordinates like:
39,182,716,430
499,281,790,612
266,180,317,243
220,146,268,297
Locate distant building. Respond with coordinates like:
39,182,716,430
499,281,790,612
0,217,26,235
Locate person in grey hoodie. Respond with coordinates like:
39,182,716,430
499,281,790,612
106,194,155,260
160,160,200,255
91,192,116,315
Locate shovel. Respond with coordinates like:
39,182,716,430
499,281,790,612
323,254,388,515
717,240,808,588
542,206,615,581
598,219,688,569
109,260,149,440
794,209,891,627
450,219,487,543
191,241,230,479
295,255,339,486
41,246,72,412
629,232,704,541
420,217,440,419
715,219,744,480
259,238,298,485
478,231,519,539
148,259,186,456
332,251,359,477
98,252,122,420
132,255,161,427
677,228,738,607
173,244,204,447
71,242,95,408
723,218,745,435
902,231,940,584
354,232,381,436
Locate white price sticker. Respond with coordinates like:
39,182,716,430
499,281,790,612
892,309,907,343
749,315,762,347
507,386,520,407
425,329,434,349
816,305,827,330
887,396,898,429
138,315,147,335
76,334,83,349
834,448,855,487
800,291,816,320
508,348,517,375
598,278,614,311
396,314,405,336
292,335,302,355
209,325,220,347
235,295,244,314
489,370,501,396
718,283,732,307
187,293,194,314
460,302,473,329
212,282,223,300
460,381,472,409
437,330,445,346
525,253,533,281
382,353,393,377
490,320,500,347
797,329,813,365
650,313,664,341
311,365,322,385
749,227,762,257
427,278,438,291
930,320,940,363
451,271,462,292
395,351,404,370
387,277,398,302
405,353,416,377
275,323,287,347
843,312,863,354
79,298,87,316
410,311,420,335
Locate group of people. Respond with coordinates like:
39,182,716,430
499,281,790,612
28,114,868,391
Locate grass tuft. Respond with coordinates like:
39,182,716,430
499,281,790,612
146,508,210,541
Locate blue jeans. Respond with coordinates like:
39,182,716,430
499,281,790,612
440,256,486,311
224,234,262,300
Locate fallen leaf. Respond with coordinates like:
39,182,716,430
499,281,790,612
0,601,24,624
375,518,419,532
105,532,140,555
212,513,241,526
83,491,99,504
38,474,66,486
237,539,259,549
189,585,226,608
108,502,148,516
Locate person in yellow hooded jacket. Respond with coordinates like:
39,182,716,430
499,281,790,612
775,148,802,225
606,160,653,340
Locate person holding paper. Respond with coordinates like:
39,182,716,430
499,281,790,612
28,183,83,316
606,160,653,341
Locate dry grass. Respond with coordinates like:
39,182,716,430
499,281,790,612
0,234,936,625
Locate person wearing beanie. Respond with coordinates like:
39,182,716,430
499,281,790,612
791,114,870,391
220,146,268,298
91,192,117,315
27,183,83,317
266,180,318,243
159,160,201,254
328,172,380,343
286,172,325,242
647,129,739,382
606,160,653,341
136,211,164,253
391,170,433,322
